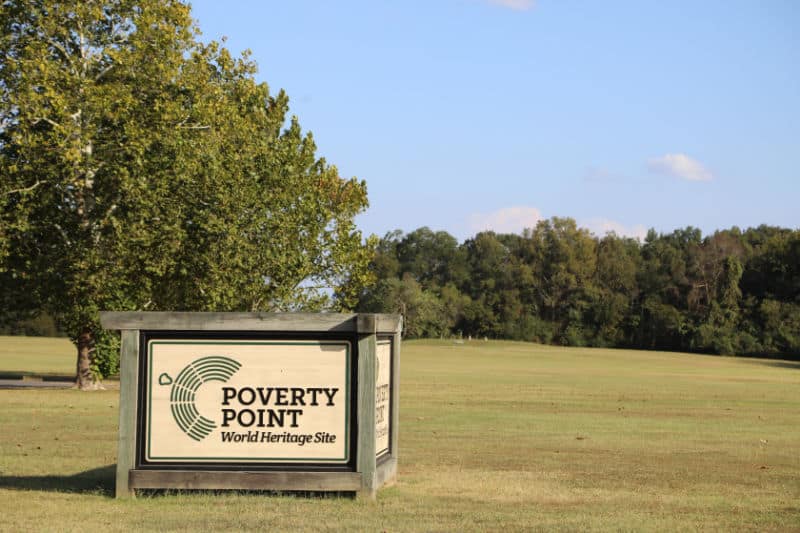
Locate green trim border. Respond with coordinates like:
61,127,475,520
145,340,351,464
375,339,392,458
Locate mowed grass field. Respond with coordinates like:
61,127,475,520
0,335,75,376
1,338,798,531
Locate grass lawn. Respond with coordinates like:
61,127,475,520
0,335,75,376
0,338,798,531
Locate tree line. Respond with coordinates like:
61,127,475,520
356,219,800,358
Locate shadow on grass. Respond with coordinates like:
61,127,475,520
680,350,800,369
0,464,115,496
136,488,357,499
760,360,800,370
0,467,355,499
0,371,73,380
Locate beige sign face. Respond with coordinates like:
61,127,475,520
375,340,391,457
144,339,350,464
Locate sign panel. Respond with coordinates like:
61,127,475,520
375,339,391,457
143,339,350,464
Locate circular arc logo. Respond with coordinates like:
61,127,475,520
164,356,241,441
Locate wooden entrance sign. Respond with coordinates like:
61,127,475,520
100,312,401,499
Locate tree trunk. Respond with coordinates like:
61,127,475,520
75,328,99,390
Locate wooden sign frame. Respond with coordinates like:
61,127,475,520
100,312,401,500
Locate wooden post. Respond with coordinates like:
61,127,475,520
356,314,377,499
374,317,401,487
390,322,402,473
116,329,139,498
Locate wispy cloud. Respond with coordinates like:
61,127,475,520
487,0,535,11
469,206,543,234
580,217,648,241
468,208,647,241
648,153,714,182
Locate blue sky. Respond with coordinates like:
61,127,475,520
189,0,799,242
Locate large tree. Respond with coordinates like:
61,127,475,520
1,0,373,389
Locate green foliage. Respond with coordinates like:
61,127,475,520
359,220,800,359
91,328,120,379
0,0,372,385
0,312,63,337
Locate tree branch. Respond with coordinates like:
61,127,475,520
31,117,62,129
176,115,211,130
5,180,47,195
48,38,75,69
94,64,115,82
53,223,71,246
176,124,212,130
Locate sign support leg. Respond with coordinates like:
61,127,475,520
116,329,139,499
356,315,377,500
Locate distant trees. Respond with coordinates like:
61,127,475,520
357,221,800,358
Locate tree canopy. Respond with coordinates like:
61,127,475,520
0,0,373,388
358,222,800,359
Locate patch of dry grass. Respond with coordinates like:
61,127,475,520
0,338,798,531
